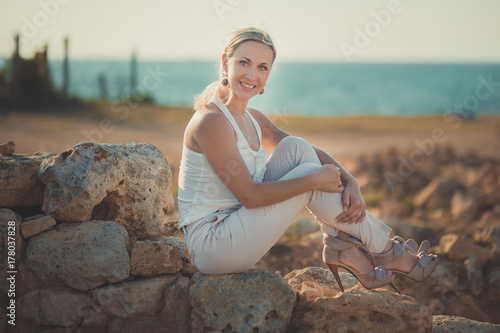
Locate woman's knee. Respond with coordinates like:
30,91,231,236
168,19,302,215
280,162,320,180
277,136,317,159
279,136,310,150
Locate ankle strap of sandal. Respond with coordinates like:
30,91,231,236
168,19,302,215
323,235,389,280
323,234,359,251
323,234,362,264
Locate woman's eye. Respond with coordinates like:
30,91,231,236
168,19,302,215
240,61,247,66
260,66,268,71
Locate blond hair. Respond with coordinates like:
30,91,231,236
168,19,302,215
194,27,276,110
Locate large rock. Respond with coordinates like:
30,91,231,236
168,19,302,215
0,295,7,333
82,303,109,330
38,142,174,239
285,267,358,300
161,276,191,332
26,221,130,291
464,256,484,296
450,190,480,221
189,270,297,333
131,237,185,277
16,262,41,295
17,287,94,327
433,315,500,332
439,233,494,265
162,219,184,238
92,275,178,319
108,316,166,333
408,263,491,323
477,224,500,256
0,140,15,156
286,267,433,332
414,177,462,211
0,152,54,208
486,270,500,301
20,214,56,238
0,209,23,293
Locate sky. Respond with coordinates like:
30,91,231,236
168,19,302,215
1,0,500,63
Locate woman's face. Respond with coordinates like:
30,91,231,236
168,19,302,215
223,40,274,100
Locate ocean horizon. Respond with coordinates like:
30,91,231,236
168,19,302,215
1,57,500,117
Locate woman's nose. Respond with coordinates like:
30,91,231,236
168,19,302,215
245,66,256,80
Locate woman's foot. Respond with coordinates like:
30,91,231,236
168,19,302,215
375,236,438,282
335,232,390,276
382,250,419,273
338,244,381,276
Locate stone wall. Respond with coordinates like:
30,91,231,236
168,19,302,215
1,142,499,332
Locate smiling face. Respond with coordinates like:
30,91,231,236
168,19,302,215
223,40,274,100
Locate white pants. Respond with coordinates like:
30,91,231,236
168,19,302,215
183,136,391,274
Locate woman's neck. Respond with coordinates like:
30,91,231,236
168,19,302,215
222,92,248,115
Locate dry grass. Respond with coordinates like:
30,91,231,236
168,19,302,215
269,114,500,133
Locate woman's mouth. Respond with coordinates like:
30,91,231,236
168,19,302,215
240,82,256,90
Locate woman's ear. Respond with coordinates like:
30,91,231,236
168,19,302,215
222,54,228,74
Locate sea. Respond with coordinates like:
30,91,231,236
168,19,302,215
2,58,500,117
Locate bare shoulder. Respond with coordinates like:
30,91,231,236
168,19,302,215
184,103,234,152
188,103,229,131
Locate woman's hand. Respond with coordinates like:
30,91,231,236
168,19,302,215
336,179,366,225
314,164,344,193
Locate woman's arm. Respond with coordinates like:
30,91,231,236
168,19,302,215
313,146,355,184
192,108,344,209
313,146,367,224
249,108,366,224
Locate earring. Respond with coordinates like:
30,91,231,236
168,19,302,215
259,84,266,95
221,74,229,86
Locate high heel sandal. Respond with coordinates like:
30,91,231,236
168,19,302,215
323,234,401,294
372,236,439,282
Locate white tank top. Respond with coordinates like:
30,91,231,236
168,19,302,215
177,99,267,228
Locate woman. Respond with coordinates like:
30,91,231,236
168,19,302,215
178,27,438,292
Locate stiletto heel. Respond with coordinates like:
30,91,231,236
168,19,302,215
327,263,345,292
323,235,395,292
389,282,401,294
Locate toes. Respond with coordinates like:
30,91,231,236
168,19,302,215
417,240,431,253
